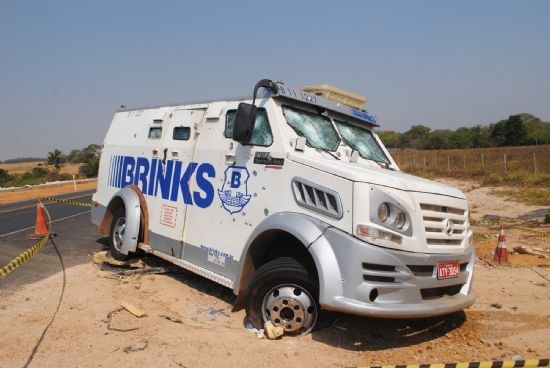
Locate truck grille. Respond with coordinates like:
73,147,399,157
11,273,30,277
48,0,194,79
420,203,467,247
291,177,343,219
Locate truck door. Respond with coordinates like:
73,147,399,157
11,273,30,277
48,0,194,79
183,103,285,280
147,108,206,257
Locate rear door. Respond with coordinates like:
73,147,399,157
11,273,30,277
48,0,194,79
147,108,206,257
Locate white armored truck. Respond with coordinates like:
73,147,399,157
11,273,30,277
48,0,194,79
92,79,475,335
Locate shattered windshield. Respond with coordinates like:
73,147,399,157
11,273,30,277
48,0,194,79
282,106,340,151
334,120,391,165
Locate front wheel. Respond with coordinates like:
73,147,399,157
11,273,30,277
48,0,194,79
245,257,319,335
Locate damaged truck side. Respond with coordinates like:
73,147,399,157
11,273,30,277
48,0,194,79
92,79,475,335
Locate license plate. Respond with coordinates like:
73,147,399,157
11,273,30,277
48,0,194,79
437,261,460,280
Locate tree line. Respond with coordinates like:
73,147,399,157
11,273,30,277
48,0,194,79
378,113,550,150
0,144,101,187
45,144,101,177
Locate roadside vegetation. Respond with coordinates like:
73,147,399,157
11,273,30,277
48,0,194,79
379,113,550,207
0,144,100,188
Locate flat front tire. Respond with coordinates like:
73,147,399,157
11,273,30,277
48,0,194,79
245,257,319,335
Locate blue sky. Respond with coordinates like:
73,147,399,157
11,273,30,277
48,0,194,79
1,0,549,161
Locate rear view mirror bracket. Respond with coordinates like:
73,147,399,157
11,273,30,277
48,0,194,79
232,79,278,145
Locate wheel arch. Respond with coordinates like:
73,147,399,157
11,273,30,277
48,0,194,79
98,185,149,253
232,212,340,311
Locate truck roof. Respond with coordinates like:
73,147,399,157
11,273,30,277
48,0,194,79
116,80,379,127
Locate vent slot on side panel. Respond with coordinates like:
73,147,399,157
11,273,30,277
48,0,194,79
291,177,343,219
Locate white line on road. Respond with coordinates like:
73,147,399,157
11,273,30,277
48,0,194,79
0,210,90,237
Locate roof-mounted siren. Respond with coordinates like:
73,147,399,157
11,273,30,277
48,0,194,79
301,84,367,110
233,79,278,145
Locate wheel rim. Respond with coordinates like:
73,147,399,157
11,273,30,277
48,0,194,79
261,284,317,335
112,217,126,252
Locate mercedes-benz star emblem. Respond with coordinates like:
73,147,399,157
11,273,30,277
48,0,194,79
444,218,454,236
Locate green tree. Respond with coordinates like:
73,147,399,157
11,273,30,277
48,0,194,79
0,168,11,185
523,116,547,145
400,125,430,149
422,130,450,150
469,125,491,148
377,130,402,149
78,144,102,177
490,115,527,147
47,149,66,169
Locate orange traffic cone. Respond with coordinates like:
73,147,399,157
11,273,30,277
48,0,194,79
493,223,508,264
28,199,54,239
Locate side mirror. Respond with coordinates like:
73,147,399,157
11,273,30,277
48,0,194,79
232,79,277,145
232,103,257,144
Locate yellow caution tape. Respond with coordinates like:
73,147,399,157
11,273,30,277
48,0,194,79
0,195,89,278
41,196,92,207
367,358,550,368
0,235,50,278
471,220,550,238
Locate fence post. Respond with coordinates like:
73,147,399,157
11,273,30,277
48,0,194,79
504,153,507,174
447,155,450,172
481,153,484,168
533,152,537,175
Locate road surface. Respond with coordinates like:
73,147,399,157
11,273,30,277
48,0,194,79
0,190,104,293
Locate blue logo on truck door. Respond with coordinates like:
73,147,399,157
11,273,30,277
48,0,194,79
217,166,251,214
108,155,215,208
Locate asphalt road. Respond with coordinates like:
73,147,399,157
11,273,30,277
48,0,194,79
0,190,105,294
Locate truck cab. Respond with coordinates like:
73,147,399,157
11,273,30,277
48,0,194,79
92,79,475,335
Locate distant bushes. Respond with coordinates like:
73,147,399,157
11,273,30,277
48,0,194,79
0,165,72,187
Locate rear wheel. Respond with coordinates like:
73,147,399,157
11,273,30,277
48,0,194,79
109,207,130,261
245,257,319,335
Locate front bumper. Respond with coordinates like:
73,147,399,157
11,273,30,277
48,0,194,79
313,227,476,318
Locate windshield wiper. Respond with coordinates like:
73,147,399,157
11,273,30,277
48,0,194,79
315,147,341,160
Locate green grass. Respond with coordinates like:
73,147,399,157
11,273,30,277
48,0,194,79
490,187,550,206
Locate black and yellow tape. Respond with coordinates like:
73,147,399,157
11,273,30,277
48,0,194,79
41,196,92,207
471,220,550,238
0,235,49,278
0,195,89,278
506,225,550,238
368,358,550,368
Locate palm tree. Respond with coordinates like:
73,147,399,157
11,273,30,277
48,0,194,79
47,149,66,169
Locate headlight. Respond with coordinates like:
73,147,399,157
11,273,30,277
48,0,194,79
394,211,406,229
377,203,390,223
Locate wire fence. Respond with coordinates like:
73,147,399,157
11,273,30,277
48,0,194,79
390,145,550,178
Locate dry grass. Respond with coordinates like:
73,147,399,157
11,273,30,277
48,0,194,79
391,145,550,179
0,180,97,204
0,161,82,175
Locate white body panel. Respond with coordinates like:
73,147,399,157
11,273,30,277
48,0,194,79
92,80,475,321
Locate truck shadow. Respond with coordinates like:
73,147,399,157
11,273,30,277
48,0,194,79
312,311,466,351
95,240,467,350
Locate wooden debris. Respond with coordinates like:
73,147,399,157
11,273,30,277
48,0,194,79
264,321,284,340
120,301,147,317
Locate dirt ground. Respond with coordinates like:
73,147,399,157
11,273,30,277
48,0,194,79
1,179,549,368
